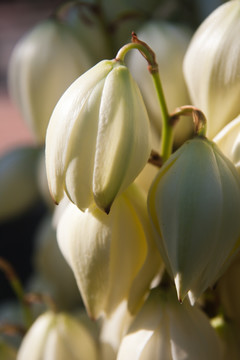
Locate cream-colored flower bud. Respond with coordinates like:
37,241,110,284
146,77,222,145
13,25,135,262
117,288,223,360
148,137,240,303
8,18,93,144
45,60,151,213
183,0,240,139
57,184,162,319
127,20,192,146
17,311,98,360
0,146,40,221
214,115,240,174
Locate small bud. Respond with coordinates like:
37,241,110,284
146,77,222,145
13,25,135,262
57,184,162,319
148,137,240,303
8,18,93,144
17,311,98,360
117,288,223,360
183,0,240,138
45,60,151,213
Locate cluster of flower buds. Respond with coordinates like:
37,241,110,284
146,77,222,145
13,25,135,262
4,0,240,359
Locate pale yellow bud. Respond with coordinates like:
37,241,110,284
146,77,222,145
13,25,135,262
148,137,240,303
45,60,151,213
8,18,93,144
57,184,162,319
17,311,98,360
183,0,240,138
117,288,223,360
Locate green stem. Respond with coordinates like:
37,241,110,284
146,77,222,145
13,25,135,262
0,258,33,329
116,33,173,162
151,71,173,162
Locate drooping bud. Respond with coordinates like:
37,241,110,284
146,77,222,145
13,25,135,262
57,184,162,319
17,311,98,360
117,288,223,360
8,18,93,144
148,137,240,303
45,59,151,213
183,0,240,138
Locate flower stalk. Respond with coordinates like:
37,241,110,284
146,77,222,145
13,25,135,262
116,32,173,162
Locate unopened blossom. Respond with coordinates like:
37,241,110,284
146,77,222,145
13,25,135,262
45,59,151,213
117,288,223,360
8,18,92,144
148,137,240,303
183,0,240,138
57,184,162,319
17,311,98,360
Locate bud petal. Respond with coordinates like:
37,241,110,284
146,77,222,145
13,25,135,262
117,288,223,360
8,18,93,144
183,0,240,138
17,311,98,360
45,60,151,212
148,137,240,302
57,184,162,319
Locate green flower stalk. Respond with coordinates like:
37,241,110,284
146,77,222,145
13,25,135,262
45,59,151,213
148,137,240,303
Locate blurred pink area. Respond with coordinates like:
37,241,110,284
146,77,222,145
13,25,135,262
0,0,62,156
0,93,34,155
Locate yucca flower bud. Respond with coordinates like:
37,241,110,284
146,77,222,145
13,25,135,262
57,184,162,319
127,20,192,145
17,311,98,360
117,288,222,360
183,0,240,139
213,115,240,173
8,18,93,144
148,137,240,303
0,146,40,221
45,59,151,213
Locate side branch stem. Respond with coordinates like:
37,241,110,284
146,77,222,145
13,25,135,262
115,33,173,162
